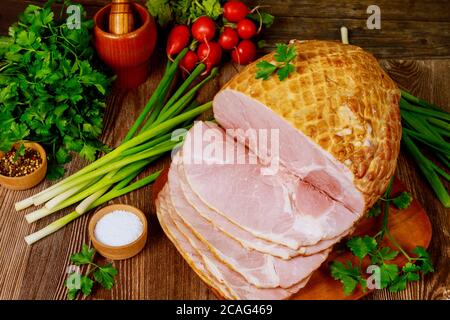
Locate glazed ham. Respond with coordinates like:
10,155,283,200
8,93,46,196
156,40,402,299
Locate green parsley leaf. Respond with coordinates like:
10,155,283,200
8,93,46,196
255,61,277,80
367,201,382,217
94,263,119,290
55,147,71,164
379,263,399,288
347,235,377,261
274,43,297,63
412,246,434,273
70,244,95,265
330,261,363,295
67,287,79,300
256,43,297,81
388,275,407,292
277,63,295,81
80,275,94,296
79,144,98,162
378,247,399,261
392,192,413,209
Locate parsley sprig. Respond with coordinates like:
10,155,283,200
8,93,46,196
331,180,433,295
66,244,118,300
256,43,297,81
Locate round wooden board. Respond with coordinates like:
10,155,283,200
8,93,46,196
153,169,432,300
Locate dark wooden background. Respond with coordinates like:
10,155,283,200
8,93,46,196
0,0,449,300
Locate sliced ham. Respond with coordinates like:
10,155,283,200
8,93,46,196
176,153,348,259
181,122,358,249
167,155,329,288
157,185,311,299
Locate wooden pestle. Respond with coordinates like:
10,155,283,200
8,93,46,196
109,0,135,35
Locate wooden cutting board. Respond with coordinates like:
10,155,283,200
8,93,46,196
153,171,432,300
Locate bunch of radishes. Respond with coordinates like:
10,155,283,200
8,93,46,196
166,1,271,74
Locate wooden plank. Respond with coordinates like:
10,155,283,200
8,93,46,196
0,0,449,58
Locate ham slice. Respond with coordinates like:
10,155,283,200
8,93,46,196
181,122,358,249
168,151,329,288
157,185,311,299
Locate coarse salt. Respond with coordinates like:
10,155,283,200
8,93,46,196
94,210,143,247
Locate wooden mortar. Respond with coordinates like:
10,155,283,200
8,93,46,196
94,3,157,89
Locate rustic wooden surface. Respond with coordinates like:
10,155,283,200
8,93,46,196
0,0,449,300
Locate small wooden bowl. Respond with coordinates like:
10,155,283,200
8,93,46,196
0,141,47,190
89,204,148,260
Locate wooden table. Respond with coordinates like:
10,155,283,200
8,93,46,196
0,0,449,300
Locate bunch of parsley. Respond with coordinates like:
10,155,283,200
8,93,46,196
0,1,111,179
147,0,223,26
330,181,434,295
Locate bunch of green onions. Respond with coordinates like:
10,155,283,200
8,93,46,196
19,49,217,244
400,90,450,207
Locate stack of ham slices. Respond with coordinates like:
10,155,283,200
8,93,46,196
156,40,402,299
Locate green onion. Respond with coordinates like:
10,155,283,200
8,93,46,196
400,91,450,208
402,134,450,207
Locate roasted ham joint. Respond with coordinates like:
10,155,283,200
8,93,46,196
156,40,402,299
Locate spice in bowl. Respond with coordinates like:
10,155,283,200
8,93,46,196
94,209,144,247
0,145,43,177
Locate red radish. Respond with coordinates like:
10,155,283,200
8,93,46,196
231,40,256,65
197,42,222,73
223,1,249,22
180,50,199,73
237,19,257,39
219,27,239,50
166,25,190,57
191,16,216,43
